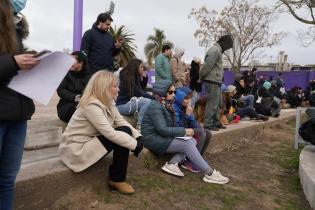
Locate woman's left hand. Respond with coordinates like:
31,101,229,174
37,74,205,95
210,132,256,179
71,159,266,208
14,54,40,70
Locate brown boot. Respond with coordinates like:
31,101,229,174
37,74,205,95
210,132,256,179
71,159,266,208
108,180,135,195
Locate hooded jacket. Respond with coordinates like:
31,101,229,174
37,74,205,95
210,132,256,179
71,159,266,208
80,23,120,74
170,47,186,85
199,35,233,84
173,87,199,129
141,80,185,156
0,15,35,121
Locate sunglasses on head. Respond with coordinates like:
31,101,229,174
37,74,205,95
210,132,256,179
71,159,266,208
168,90,176,95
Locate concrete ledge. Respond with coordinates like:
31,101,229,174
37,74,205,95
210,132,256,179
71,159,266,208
14,110,296,209
299,145,315,209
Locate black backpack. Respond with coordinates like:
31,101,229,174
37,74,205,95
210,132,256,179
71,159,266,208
299,118,315,145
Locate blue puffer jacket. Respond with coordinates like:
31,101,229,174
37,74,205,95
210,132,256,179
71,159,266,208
141,80,185,156
174,87,199,129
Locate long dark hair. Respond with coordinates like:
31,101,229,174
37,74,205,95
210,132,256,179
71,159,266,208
0,0,18,55
120,58,142,98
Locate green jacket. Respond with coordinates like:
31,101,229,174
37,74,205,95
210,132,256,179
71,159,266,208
141,100,186,156
199,43,223,84
155,53,172,82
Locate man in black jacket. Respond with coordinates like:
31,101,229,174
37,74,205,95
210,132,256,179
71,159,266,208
80,13,122,74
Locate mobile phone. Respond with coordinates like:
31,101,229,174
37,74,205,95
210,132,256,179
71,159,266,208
33,50,51,58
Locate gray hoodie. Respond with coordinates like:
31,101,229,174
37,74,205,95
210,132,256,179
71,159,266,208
199,43,223,84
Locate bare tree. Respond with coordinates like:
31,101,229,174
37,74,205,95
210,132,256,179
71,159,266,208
277,0,315,46
189,0,287,71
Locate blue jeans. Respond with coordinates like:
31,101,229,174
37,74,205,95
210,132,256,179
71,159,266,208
239,95,254,107
0,121,27,210
117,97,151,125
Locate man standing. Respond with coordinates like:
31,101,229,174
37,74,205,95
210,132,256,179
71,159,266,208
81,13,122,74
170,47,186,87
199,35,233,131
155,45,172,82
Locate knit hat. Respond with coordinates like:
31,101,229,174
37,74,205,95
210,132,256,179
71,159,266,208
175,47,185,57
263,81,272,90
227,85,236,93
193,56,201,64
217,35,233,52
153,80,173,97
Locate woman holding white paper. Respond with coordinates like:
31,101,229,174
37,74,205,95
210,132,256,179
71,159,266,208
141,80,229,184
0,1,39,210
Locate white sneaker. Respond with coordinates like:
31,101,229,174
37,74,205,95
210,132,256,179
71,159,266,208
203,169,229,184
161,162,184,177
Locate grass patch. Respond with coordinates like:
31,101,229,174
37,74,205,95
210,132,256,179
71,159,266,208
274,145,303,192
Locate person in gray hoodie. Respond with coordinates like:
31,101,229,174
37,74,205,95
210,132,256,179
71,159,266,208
199,35,233,131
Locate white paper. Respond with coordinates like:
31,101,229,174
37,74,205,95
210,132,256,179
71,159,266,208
8,51,75,105
175,136,193,141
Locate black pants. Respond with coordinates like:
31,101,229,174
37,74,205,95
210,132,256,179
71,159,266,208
97,126,132,182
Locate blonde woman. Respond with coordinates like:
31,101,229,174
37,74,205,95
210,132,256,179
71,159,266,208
59,71,143,195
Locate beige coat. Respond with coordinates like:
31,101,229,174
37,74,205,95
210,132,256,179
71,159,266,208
170,57,186,87
59,99,140,172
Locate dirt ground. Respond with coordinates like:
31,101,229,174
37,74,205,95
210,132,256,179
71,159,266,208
50,120,311,210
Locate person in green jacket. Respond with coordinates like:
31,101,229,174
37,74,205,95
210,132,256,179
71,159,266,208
141,80,229,184
154,45,172,82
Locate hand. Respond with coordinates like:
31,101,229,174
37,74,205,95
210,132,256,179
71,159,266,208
185,128,194,136
14,54,40,70
186,105,194,116
74,95,81,102
114,40,123,49
141,71,147,77
133,137,144,157
197,80,202,83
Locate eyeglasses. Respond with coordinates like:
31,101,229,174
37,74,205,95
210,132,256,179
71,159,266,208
168,90,176,95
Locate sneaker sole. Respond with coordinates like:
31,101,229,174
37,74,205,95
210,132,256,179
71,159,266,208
202,177,229,184
161,166,184,177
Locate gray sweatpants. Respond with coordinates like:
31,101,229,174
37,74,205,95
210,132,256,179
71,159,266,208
166,138,213,175
204,83,221,128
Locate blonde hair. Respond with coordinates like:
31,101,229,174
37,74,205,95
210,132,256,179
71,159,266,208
79,70,118,108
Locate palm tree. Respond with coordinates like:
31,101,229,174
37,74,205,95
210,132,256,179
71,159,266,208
144,28,173,66
109,25,137,67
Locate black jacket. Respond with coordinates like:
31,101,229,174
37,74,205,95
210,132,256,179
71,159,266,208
116,71,154,105
80,24,120,74
233,81,245,99
56,70,90,122
0,54,35,121
189,60,202,92
0,17,35,122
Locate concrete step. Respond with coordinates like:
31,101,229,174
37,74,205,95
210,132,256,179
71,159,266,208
299,145,315,209
25,126,63,150
22,147,59,165
14,110,297,209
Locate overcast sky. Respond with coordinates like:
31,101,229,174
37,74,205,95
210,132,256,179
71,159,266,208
23,0,315,65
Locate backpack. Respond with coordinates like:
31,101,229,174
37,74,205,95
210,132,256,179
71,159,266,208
299,118,315,145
